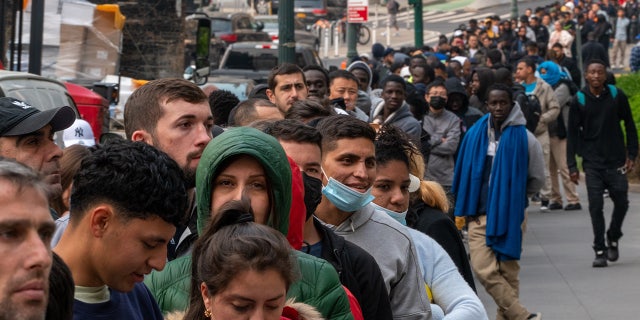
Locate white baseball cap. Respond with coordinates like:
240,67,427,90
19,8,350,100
63,118,95,147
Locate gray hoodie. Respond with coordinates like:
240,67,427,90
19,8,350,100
327,204,432,320
370,99,422,145
347,61,374,114
423,109,461,186
492,102,546,196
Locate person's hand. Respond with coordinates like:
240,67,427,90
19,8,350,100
570,171,580,184
626,158,635,172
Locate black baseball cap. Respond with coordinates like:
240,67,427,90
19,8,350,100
0,97,76,136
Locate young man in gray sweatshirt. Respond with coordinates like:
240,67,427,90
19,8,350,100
315,115,431,320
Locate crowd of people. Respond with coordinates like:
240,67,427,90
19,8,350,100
1,1,639,320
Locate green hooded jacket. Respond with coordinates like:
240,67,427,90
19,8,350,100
144,127,353,319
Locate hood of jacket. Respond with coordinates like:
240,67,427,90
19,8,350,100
196,127,292,236
347,61,373,89
444,77,469,114
371,98,414,124
495,102,526,130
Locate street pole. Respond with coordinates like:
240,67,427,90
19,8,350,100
372,4,377,45
412,0,423,48
346,23,358,60
29,0,44,75
278,0,295,63
511,0,518,19
0,0,5,68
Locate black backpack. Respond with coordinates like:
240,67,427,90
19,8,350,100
514,91,542,133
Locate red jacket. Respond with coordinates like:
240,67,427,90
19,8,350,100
286,157,305,250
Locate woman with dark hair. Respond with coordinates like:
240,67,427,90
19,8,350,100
183,199,321,320
468,67,495,113
371,125,487,320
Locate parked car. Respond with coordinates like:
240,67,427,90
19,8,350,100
205,76,256,101
294,0,328,24
254,15,320,51
212,42,323,84
0,70,80,146
209,12,271,44
259,0,343,22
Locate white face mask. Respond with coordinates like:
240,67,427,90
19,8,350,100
370,202,408,226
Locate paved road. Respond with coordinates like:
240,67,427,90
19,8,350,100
475,180,640,319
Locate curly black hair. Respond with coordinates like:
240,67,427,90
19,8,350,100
209,89,240,127
374,124,418,169
69,139,187,227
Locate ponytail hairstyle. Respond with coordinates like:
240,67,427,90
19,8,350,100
184,196,299,320
406,145,451,213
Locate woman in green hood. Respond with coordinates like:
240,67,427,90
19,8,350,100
145,127,353,320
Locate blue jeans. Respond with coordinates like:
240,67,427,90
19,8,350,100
584,167,629,251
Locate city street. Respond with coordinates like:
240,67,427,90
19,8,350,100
320,0,557,65
476,180,640,319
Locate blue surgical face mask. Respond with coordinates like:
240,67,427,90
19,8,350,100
321,171,375,212
370,202,408,226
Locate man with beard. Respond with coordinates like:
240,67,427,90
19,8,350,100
125,78,214,260
267,63,309,114
0,97,75,219
0,159,55,320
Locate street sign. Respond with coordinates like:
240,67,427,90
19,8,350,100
347,0,368,23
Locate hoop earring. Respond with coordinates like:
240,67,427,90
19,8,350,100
204,309,212,318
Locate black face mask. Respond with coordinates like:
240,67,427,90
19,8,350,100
430,96,446,110
302,172,323,220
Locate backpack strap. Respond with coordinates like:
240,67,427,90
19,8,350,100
577,85,617,107
577,91,585,106
608,84,618,99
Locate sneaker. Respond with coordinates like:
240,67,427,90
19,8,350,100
593,250,608,267
564,203,582,211
548,202,563,210
607,240,619,262
540,199,550,212
381,32,387,36
527,312,542,320
531,193,541,203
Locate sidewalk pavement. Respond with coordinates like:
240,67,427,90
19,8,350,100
475,180,640,319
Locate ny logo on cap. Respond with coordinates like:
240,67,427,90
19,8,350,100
75,127,84,138
11,100,33,110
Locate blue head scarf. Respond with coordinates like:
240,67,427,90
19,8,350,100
537,61,566,86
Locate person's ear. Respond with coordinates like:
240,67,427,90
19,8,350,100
266,89,275,103
89,205,115,238
200,282,212,311
62,183,73,212
131,130,152,145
